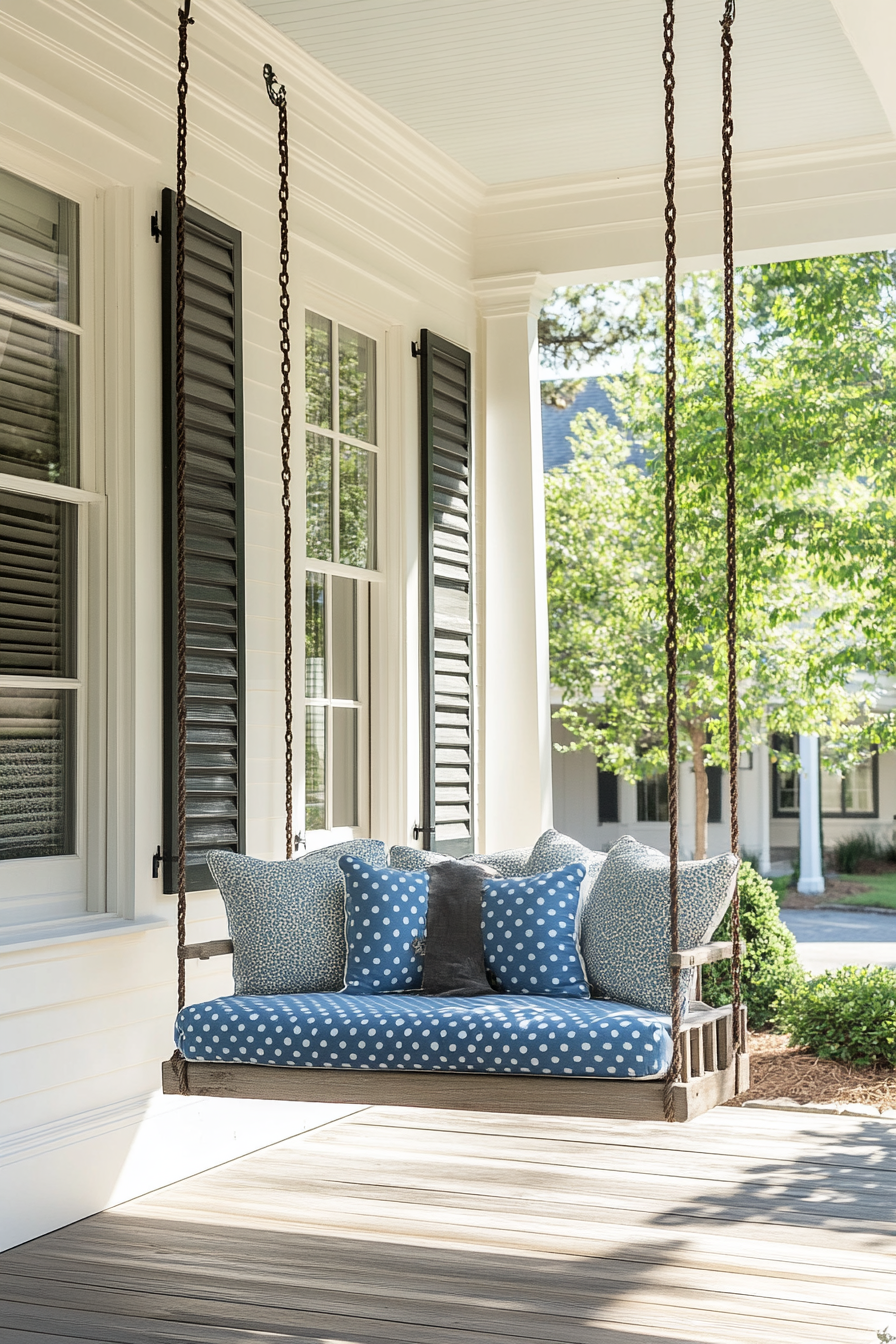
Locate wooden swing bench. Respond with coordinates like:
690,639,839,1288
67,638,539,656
161,937,749,1123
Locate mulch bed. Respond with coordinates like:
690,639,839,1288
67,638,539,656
728,1032,896,1113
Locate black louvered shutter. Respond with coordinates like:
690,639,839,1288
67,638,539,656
419,330,473,855
161,191,245,893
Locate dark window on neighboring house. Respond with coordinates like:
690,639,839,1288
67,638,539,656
637,772,668,822
597,770,619,824
771,733,800,817
707,764,722,825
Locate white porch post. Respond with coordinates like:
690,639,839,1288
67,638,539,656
797,733,825,895
474,272,554,851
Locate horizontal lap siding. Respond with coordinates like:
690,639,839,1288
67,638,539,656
420,332,473,854
161,193,246,893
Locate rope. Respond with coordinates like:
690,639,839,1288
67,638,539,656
721,0,743,1053
661,0,682,1125
264,64,293,861
175,0,193,1015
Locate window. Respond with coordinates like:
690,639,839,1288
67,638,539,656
304,310,376,840
0,167,88,916
707,764,723,825
637,772,668,822
771,733,799,817
821,755,877,818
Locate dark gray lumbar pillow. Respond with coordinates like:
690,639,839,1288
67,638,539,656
419,860,495,997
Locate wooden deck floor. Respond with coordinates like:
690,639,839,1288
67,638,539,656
1,1104,894,1343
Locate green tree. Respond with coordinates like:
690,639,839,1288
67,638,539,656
538,282,659,407
545,258,896,859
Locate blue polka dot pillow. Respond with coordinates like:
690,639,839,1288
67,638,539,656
581,835,739,1015
207,839,387,996
482,863,589,997
339,856,428,993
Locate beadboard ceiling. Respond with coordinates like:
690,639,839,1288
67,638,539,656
240,0,890,185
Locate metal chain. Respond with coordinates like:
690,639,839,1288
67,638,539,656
661,0,681,1125
721,0,743,1053
264,65,293,860
175,0,193,1014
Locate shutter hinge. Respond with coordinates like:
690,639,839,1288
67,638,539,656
150,211,162,243
152,845,164,879
411,341,420,358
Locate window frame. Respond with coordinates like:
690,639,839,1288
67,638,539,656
771,733,800,818
0,164,106,926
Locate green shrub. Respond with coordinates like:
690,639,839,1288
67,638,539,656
830,829,885,874
702,861,804,1030
775,965,896,1069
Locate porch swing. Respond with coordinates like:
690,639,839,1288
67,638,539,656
162,0,749,1122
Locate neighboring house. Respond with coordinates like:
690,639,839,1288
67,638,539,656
0,0,894,1254
551,714,896,870
541,376,648,472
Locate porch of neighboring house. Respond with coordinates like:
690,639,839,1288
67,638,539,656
1,1103,893,1344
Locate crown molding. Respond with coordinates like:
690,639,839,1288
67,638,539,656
472,272,553,318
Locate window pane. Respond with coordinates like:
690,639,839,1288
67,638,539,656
844,759,874,814
305,570,326,698
821,768,843,814
332,706,358,827
305,311,332,429
0,167,79,322
637,772,668,823
305,705,326,830
0,314,79,484
331,576,357,701
0,687,75,860
306,432,333,561
338,325,376,443
0,490,76,677
338,443,375,569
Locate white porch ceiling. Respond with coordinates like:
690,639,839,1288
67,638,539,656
240,0,890,186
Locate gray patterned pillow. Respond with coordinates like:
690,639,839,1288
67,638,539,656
389,844,531,877
526,828,595,875
207,840,387,995
580,835,738,1015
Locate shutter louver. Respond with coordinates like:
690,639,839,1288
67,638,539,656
419,330,474,855
161,191,245,893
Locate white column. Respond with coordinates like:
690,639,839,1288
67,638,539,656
473,272,554,851
756,740,772,875
797,733,825,895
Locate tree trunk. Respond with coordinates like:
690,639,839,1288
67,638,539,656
688,722,709,861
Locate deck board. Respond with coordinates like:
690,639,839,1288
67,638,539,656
1,1105,893,1342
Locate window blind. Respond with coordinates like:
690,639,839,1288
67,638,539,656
418,330,473,855
161,191,245,893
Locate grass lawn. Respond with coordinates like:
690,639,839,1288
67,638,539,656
824,872,896,909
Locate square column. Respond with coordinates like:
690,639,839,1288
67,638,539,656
474,273,554,850
798,733,825,895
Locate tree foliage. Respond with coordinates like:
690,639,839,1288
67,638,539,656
544,256,896,856
538,282,659,405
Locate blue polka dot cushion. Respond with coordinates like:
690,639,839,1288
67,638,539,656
175,992,672,1078
482,863,589,997
581,834,739,1015
207,840,386,996
339,856,428,993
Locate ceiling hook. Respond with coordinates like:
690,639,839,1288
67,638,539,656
263,63,286,107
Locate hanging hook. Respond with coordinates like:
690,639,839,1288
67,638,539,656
721,0,735,24
179,0,194,24
264,63,286,107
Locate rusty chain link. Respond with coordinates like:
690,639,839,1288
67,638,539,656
264,64,293,860
175,0,193,1015
721,0,743,1054
661,0,681,1125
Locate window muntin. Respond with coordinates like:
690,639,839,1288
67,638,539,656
771,733,799,816
0,169,81,874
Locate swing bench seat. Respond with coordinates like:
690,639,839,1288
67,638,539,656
162,941,748,1122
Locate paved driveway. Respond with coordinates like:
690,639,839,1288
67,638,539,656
779,907,896,975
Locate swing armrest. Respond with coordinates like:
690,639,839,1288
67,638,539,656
178,939,234,961
670,940,744,969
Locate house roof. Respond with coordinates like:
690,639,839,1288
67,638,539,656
239,1,892,188
541,378,646,473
